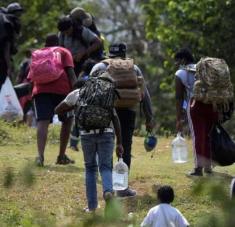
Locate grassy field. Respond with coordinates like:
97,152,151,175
0,123,235,227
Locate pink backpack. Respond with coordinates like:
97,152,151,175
28,47,64,84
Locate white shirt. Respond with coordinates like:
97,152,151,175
141,204,189,227
64,89,81,107
175,64,196,102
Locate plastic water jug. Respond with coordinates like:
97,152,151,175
112,158,128,191
171,133,188,163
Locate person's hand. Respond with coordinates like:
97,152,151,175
116,143,124,158
146,119,155,132
176,119,183,133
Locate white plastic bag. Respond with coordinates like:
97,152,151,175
0,77,23,121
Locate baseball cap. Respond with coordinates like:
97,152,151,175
108,43,127,57
7,2,23,13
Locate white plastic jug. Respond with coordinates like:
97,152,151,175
171,133,188,163
112,158,128,191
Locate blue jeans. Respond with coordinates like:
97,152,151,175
81,132,114,210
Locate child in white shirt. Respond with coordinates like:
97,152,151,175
141,185,189,227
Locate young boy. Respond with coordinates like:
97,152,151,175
141,185,189,227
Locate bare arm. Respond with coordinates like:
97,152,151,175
112,108,124,158
142,84,155,132
65,66,77,89
86,37,102,57
55,101,74,115
175,77,185,132
74,37,102,62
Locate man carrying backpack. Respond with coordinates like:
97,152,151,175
57,15,102,76
0,2,23,91
190,57,233,176
175,48,233,176
55,73,124,212
90,43,154,197
70,7,105,60
27,34,77,166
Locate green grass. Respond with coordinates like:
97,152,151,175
0,122,235,226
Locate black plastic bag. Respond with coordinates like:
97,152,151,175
14,82,32,98
210,124,235,166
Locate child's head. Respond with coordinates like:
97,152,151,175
157,185,174,204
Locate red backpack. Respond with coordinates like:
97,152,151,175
28,47,64,84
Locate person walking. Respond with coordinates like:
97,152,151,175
175,48,219,176
57,15,102,76
55,74,124,212
91,43,154,197
27,34,77,166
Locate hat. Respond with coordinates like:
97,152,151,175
70,7,92,27
7,2,23,13
108,43,127,57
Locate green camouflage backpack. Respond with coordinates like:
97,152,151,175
75,74,117,130
193,57,234,113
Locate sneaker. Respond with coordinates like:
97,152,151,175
70,146,79,152
83,207,96,213
35,156,44,167
103,191,113,202
116,188,137,197
56,154,75,165
187,167,203,177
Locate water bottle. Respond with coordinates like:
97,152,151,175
112,158,128,191
171,133,188,163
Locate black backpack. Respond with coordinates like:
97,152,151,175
75,74,116,130
210,124,235,166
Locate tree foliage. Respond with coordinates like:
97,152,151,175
1,0,235,133
0,0,70,66
142,0,235,133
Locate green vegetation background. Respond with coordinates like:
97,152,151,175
1,0,235,135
